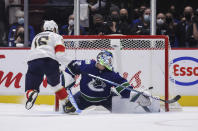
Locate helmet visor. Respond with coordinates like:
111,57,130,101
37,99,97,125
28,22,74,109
98,54,113,71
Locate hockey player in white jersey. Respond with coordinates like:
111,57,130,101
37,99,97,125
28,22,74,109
25,20,69,110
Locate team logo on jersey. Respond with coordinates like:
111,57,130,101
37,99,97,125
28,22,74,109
88,78,106,92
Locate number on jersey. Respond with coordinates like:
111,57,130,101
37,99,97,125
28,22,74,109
34,36,49,48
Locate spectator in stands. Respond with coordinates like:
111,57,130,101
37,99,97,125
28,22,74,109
175,6,198,47
165,12,178,47
166,12,178,26
131,8,151,35
168,5,180,24
14,26,24,47
132,8,140,20
8,10,35,47
156,13,167,35
192,8,198,43
131,5,147,28
156,13,177,47
118,8,132,35
105,6,121,34
88,14,107,35
59,14,86,35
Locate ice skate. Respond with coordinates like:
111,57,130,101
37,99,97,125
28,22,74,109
25,90,38,110
63,98,76,114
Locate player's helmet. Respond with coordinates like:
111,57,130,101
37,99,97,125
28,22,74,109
97,50,113,71
43,20,58,33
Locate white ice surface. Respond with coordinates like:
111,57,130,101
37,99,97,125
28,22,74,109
0,103,197,131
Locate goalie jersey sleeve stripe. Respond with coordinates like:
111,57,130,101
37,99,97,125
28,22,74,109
115,82,132,98
111,73,131,98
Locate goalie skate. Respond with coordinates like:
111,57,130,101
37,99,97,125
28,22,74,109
63,99,77,114
25,90,38,110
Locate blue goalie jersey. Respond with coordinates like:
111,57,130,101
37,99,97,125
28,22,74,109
65,60,131,100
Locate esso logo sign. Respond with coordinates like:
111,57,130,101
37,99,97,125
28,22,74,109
174,64,198,76
170,57,198,86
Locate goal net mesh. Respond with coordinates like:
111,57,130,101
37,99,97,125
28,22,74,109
64,38,165,49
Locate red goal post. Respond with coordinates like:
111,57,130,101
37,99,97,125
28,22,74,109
56,35,171,112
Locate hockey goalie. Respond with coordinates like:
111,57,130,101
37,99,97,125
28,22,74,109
61,50,161,114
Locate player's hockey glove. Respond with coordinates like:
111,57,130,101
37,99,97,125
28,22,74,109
63,98,76,113
130,91,151,107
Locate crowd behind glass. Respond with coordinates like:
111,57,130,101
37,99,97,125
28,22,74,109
0,0,198,48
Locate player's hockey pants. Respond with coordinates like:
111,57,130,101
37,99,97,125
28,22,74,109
25,57,60,92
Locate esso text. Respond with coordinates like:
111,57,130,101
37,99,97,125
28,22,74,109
173,64,198,76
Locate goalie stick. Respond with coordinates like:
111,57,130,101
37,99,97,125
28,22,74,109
66,88,82,114
87,73,181,104
61,73,82,114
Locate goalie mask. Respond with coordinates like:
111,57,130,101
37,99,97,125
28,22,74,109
43,20,58,33
97,50,113,71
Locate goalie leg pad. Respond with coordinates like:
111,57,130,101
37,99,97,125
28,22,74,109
130,92,151,107
112,96,160,113
112,96,147,113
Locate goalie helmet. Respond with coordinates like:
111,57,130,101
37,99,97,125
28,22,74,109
43,20,58,33
97,50,113,71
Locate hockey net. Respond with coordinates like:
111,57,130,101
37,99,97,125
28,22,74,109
55,35,181,112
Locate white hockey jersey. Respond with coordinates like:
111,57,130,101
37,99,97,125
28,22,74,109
28,31,67,66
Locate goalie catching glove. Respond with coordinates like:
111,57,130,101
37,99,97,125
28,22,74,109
130,91,151,107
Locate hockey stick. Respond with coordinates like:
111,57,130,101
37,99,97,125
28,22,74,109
87,73,181,104
66,88,82,114
61,73,82,114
